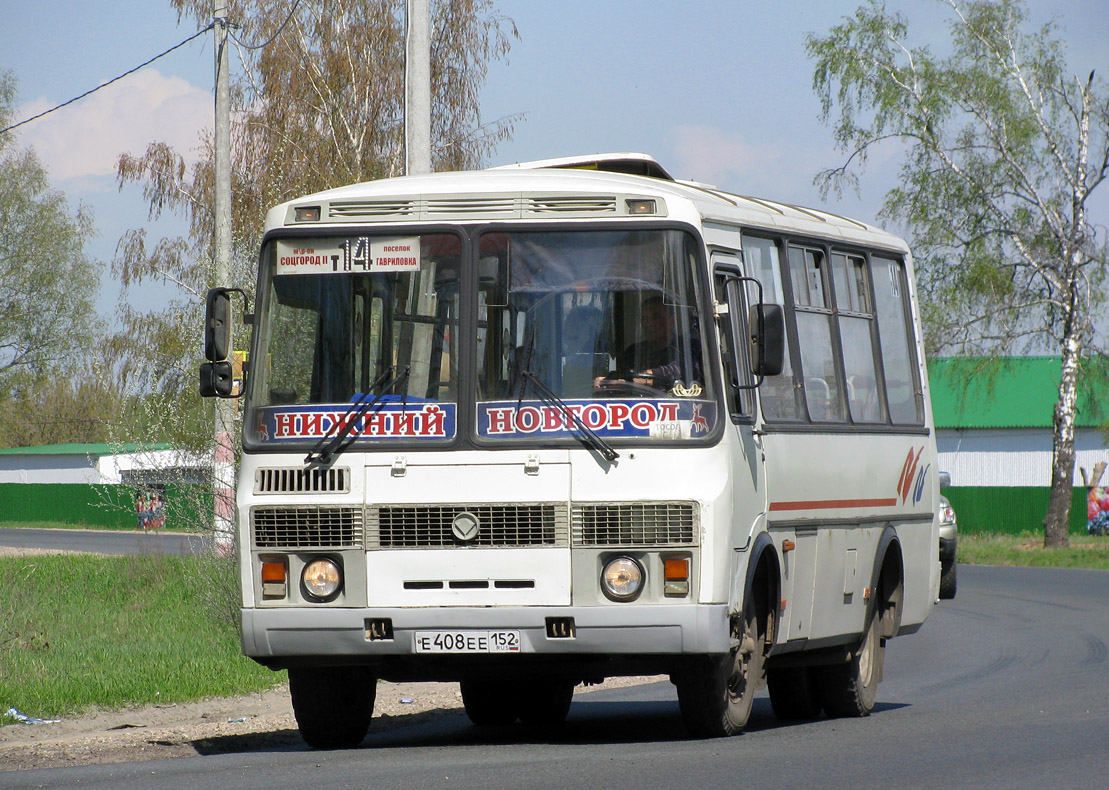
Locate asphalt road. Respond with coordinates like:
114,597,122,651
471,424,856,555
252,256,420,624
0,527,209,555
7,564,1109,789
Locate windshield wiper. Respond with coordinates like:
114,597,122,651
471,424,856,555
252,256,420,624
305,367,410,465
522,371,619,463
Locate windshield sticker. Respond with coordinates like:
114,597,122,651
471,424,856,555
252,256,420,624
275,237,421,275
477,399,715,440
255,403,455,441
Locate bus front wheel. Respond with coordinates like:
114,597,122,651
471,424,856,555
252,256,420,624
674,600,764,737
518,678,575,726
289,666,376,749
460,680,519,725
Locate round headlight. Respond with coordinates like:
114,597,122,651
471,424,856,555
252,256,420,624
302,557,342,601
601,556,644,601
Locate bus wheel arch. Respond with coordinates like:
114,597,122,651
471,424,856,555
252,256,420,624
871,526,905,640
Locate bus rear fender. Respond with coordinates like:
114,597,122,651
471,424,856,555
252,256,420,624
870,525,905,640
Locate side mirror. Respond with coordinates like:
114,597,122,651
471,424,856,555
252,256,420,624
204,288,232,362
750,303,785,377
200,361,234,398
938,471,951,489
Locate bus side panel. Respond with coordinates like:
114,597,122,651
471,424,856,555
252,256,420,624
762,430,937,642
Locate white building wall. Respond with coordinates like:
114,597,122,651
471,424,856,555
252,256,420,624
0,449,208,485
937,428,1109,487
0,454,101,484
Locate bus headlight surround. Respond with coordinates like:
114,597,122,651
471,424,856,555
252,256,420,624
601,556,644,602
302,557,343,602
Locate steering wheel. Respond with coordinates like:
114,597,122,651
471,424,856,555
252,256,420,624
593,370,666,398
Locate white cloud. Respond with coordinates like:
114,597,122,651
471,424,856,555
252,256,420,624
668,125,783,189
14,68,210,185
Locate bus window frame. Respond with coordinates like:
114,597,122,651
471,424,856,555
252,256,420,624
711,254,756,423
468,220,726,453
742,229,926,434
242,224,472,454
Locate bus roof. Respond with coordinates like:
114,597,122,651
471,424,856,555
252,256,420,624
265,154,907,253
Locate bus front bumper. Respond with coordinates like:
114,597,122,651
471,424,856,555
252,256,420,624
242,604,730,666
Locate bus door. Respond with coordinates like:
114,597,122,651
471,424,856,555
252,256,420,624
711,254,769,588
715,250,817,644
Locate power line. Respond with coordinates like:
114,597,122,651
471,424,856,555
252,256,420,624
0,23,215,137
229,0,304,50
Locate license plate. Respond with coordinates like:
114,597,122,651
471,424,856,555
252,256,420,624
413,630,521,654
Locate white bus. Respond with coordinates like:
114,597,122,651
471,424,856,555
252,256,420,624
201,153,939,747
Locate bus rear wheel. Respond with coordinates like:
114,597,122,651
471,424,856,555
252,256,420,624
767,666,822,720
815,607,882,718
289,666,376,749
675,601,764,737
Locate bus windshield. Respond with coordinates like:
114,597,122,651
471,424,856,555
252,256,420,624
475,228,716,443
247,232,462,445
246,226,716,448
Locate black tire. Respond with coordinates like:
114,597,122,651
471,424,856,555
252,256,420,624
674,599,765,737
939,556,958,599
767,666,822,720
815,608,883,718
518,679,575,726
460,680,520,726
289,666,376,749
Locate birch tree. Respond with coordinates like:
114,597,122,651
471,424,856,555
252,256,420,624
113,0,519,396
807,0,1109,548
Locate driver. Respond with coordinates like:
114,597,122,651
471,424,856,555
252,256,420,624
597,296,700,392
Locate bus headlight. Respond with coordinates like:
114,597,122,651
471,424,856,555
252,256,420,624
302,557,342,601
601,556,644,601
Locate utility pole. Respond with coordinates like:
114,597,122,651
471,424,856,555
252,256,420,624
213,3,235,554
405,0,431,176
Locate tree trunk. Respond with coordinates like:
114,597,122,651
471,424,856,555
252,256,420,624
1044,342,1080,548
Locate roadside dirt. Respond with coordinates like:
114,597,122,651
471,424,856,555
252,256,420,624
0,676,660,771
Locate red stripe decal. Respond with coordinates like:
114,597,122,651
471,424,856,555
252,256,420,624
769,498,899,512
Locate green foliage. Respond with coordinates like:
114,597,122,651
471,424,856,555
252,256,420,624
0,554,279,718
0,71,104,401
806,0,1109,357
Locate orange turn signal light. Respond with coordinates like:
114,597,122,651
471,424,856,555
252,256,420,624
664,558,689,581
261,560,288,599
262,561,287,582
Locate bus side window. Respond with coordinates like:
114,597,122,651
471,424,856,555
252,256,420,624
712,259,753,419
741,235,802,421
789,245,846,423
872,256,923,424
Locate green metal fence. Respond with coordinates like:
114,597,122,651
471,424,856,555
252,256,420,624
0,483,211,531
942,486,1089,535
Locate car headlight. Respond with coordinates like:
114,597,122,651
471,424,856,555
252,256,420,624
601,556,644,601
939,502,956,526
302,557,342,601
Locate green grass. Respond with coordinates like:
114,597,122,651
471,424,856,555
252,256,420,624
959,531,1109,570
0,520,120,530
0,554,283,723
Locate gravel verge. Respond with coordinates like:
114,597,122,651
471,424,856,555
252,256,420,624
0,676,661,771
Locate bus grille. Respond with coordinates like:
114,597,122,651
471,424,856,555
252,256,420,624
254,467,350,494
572,502,698,546
251,506,364,549
368,503,568,548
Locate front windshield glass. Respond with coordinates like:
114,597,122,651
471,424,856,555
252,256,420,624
475,228,716,442
247,233,461,446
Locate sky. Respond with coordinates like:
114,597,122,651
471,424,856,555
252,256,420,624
2,0,1108,323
